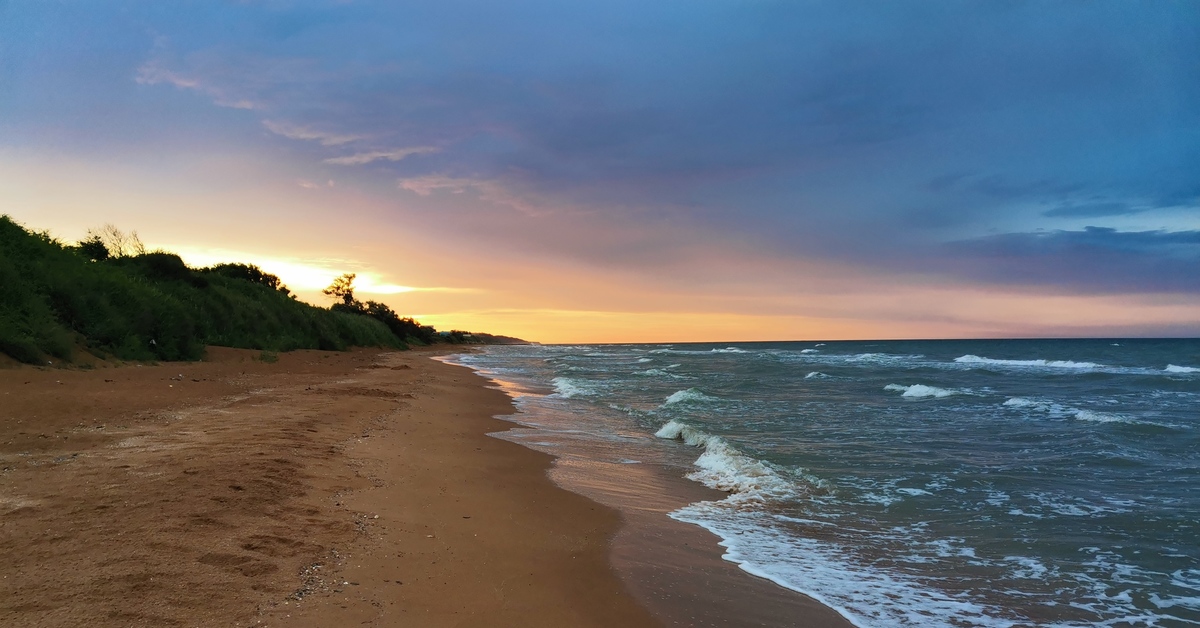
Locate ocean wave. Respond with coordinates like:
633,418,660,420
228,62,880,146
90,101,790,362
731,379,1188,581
1165,364,1200,374
1073,409,1137,425
800,349,819,354
849,352,925,364
550,377,596,398
1004,397,1174,428
884,384,964,399
654,420,797,500
955,355,1102,369
647,346,751,356
669,504,1013,628
805,371,829,379
635,368,689,380
663,388,719,405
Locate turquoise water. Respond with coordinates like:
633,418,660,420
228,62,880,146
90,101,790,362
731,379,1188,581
450,339,1200,627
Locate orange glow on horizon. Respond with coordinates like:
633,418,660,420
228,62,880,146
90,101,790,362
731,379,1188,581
3,153,1198,345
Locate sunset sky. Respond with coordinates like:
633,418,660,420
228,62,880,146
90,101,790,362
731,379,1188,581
2,1,1197,343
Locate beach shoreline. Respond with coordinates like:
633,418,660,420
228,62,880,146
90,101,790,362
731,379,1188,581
446,349,856,628
0,346,655,627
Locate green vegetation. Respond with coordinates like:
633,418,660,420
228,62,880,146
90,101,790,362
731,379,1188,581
321,273,442,345
0,216,403,364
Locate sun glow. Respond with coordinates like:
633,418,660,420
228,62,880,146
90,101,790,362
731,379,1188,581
168,246,415,295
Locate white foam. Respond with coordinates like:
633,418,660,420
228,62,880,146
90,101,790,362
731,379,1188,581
849,352,925,365
663,388,718,405
805,371,829,379
669,504,1013,628
884,384,963,399
712,347,748,353
637,357,653,363
955,355,1102,369
551,377,595,398
1005,397,1172,428
1073,409,1134,424
654,420,797,500
1165,364,1200,373
800,349,819,354
635,368,688,379
1002,397,1041,408
1004,556,1050,580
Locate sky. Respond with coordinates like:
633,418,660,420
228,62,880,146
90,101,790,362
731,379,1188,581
1,0,1198,343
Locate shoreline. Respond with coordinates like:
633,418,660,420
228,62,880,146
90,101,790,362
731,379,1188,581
0,346,655,626
445,350,857,628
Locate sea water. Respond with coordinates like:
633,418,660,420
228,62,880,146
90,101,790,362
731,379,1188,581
446,340,1200,627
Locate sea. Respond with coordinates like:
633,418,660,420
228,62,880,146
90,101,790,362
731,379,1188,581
444,339,1200,627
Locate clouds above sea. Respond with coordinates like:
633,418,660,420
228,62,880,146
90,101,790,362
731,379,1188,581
2,0,1197,318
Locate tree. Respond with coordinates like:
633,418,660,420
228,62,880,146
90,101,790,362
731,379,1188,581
76,235,110,261
203,263,289,295
323,273,358,307
86,224,145,258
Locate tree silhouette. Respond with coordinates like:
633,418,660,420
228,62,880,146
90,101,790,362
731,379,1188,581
86,224,145,258
323,273,358,306
76,235,110,261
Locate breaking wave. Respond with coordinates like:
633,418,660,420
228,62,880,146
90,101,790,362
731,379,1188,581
551,377,596,398
884,384,964,399
654,420,798,500
1004,397,1175,428
1166,364,1200,374
956,355,1101,369
663,388,719,405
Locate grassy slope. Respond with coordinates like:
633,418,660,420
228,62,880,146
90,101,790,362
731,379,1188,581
0,216,401,364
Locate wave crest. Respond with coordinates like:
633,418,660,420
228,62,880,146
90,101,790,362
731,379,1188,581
654,420,798,499
551,377,595,398
885,383,963,399
663,388,718,405
1166,364,1200,374
955,355,1101,369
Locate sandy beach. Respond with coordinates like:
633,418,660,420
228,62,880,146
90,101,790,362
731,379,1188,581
0,346,855,627
0,347,657,627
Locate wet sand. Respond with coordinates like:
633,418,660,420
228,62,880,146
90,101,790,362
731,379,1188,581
0,347,654,627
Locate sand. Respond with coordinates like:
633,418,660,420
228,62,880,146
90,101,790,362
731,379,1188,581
0,345,855,627
0,347,654,627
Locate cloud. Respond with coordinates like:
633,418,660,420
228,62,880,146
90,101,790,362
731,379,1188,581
263,120,366,146
1042,202,1142,218
135,63,198,90
397,175,545,216
135,59,259,110
397,175,475,196
38,1,1200,306
324,147,438,166
944,227,1200,293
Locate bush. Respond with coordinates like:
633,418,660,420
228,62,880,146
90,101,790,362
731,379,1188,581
0,215,401,364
